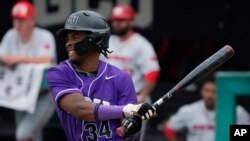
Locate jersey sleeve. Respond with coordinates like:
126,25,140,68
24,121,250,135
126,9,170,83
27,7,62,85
36,31,57,63
46,67,82,106
167,105,191,131
236,105,250,124
117,72,137,105
136,40,160,82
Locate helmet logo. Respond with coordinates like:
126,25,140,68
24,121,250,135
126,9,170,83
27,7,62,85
66,16,78,24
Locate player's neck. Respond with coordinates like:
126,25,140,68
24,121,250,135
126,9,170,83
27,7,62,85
74,61,99,74
119,30,135,41
206,104,214,111
74,53,99,73
20,29,33,43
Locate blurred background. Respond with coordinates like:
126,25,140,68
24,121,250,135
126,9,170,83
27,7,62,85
1,0,250,141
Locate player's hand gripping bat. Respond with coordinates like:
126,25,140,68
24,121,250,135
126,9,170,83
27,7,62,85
116,45,235,138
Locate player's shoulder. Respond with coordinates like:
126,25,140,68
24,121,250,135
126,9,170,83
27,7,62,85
236,105,248,114
133,33,151,43
104,60,127,74
132,33,146,39
34,27,53,35
131,33,154,50
47,60,71,75
104,60,131,79
33,27,54,39
178,100,203,113
5,28,15,34
2,28,16,39
110,35,119,41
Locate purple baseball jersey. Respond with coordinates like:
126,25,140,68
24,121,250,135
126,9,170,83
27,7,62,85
46,60,137,141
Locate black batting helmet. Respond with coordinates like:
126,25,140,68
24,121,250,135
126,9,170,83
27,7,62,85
57,10,111,55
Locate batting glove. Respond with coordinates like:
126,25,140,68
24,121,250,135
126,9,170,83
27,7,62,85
120,115,142,139
123,103,156,120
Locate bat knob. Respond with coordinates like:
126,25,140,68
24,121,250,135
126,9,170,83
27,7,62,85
116,115,142,138
116,127,125,137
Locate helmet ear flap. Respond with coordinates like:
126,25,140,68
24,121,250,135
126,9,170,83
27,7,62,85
74,35,94,55
91,32,109,48
74,33,106,55
75,30,111,55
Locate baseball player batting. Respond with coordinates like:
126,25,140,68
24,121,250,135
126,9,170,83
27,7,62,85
46,10,156,141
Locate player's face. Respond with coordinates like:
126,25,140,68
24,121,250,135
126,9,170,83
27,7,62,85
111,19,133,36
65,31,87,61
13,18,35,37
201,81,216,110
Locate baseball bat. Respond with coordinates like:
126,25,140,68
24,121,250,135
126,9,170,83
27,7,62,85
117,45,235,137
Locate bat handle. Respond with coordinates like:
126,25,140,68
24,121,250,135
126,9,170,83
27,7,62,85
153,88,177,108
152,98,164,109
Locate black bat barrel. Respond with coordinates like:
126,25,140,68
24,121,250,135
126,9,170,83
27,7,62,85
154,45,234,108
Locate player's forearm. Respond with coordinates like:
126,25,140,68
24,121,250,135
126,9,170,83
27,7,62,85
142,80,156,95
137,80,156,102
0,57,7,65
70,101,95,121
137,71,159,102
22,56,52,64
96,105,124,121
59,93,125,121
67,103,125,122
0,55,53,64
